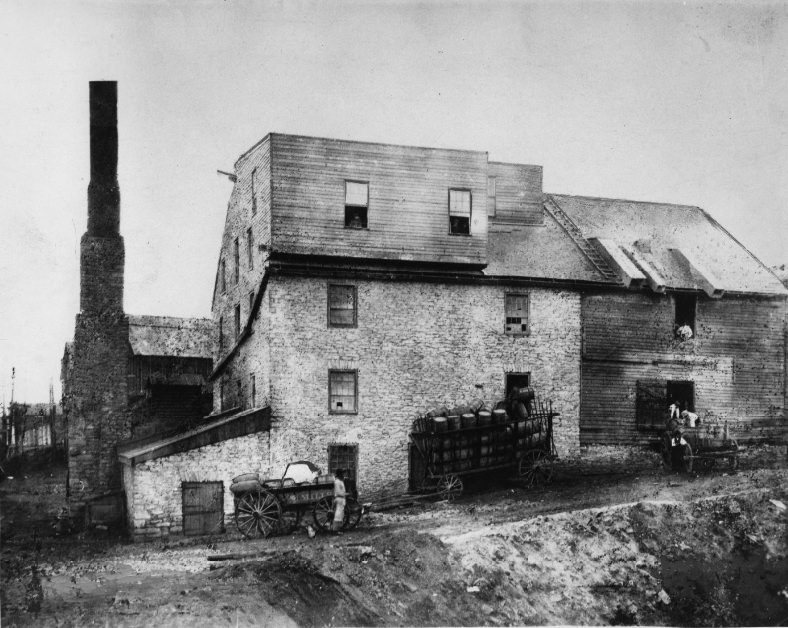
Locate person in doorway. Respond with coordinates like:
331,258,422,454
331,468,347,534
681,409,699,428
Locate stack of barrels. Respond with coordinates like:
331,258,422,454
411,389,546,474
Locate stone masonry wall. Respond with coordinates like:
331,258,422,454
123,431,270,538
265,276,582,495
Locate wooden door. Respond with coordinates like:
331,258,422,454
182,481,224,536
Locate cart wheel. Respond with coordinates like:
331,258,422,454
519,450,554,487
313,496,335,532
437,474,463,502
235,489,281,538
277,509,303,534
344,496,363,530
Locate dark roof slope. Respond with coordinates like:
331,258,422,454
550,194,787,296
127,315,213,358
484,209,610,283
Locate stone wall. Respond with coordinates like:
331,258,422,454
262,276,582,495
123,431,270,538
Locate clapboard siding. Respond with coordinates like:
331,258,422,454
581,292,787,445
488,161,543,224
269,134,488,265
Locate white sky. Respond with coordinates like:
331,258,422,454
0,0,786,404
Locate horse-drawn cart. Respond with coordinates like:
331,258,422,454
660,424,739,473
409,390,559,501
230,461,362,538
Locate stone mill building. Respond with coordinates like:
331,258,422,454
64,84,787,538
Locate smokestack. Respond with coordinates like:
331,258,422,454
87,81,120,237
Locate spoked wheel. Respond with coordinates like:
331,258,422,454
344,496,363,530
235,489,282,538
681,442,693,473
437,474,463,502
313,496,335,532
519,450,555,487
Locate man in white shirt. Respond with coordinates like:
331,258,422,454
331,469,347,534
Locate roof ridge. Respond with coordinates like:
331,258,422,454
548,192,701,211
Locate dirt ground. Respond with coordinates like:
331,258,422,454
2,463,787,627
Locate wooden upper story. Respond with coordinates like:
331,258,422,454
229,133,544,268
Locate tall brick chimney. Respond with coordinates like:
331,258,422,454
68,81,130,500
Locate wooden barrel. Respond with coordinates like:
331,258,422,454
478,410,492,426
468,398,484,412
492,409,507,424
447,415,461,430
461,413,477,428
433,417,448,432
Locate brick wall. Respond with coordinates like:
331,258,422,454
123,431,271,538
248,276,583,495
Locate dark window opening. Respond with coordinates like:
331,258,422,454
250,374,256,407
329,370,357,414
234,304,241,338
675,293,697,333
328,284,357,327
236,379,243,409
506,372,531,397
233,238,240,284
505,293,529,335
345,181,368,229
247,228,254,270
449,189,471,235
667,380,695,414
220,259,226,293
251,168,257,214
218,316,224,349
328,443,358,489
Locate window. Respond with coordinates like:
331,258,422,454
233,238,240,284
251,168,257,214
675,294,697,334
329,370,357,414
487,176,496,217
250,374,256,407
667,380,695,414
505,293,529,335
234,304,241,338
220,259,226,293
247,228,254,270
236,379,243,409
506,372,530,397
328,443,358,485
636,380,694,431
328,284,357,327
449,189,471,235
344,181,368,228
219,316,224,349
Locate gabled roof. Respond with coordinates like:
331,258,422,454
549,194,787,296
127,315,213,359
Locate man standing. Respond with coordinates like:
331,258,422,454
331,468,347,534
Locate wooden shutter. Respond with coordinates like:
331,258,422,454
449,189,471,217
636,380,667,431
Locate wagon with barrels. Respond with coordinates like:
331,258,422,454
409,388,559,500
660,422,739,473
230,460,363,538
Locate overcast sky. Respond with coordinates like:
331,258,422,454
1,0,786,404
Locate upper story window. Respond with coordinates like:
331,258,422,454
328,284,357,328
251,168,257,214
675,294,697,337
329,369,357,414
505,292,529,335
247,228,254,270
234,303,241,338
220,259,226,293
487,176,496,217
449,189,471,235
233,238,240,284
219,316,224,349
345,181,368,229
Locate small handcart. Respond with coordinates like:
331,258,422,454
230,460,363,538
660,424,739,473
409,391,560,501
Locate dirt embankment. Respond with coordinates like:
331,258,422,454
2,468,787,627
